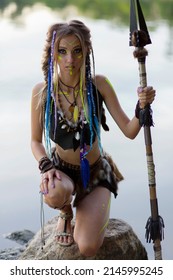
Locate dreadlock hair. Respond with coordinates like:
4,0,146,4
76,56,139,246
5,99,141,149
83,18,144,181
38,20,102,158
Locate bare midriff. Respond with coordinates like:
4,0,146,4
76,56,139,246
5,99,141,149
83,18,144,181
55,139,101,165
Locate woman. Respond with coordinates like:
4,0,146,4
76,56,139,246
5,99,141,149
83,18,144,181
31,20,155,257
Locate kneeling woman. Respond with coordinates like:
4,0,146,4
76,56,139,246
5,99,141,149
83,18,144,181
31,20,155,257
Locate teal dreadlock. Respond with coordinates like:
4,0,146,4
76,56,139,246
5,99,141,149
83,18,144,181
86,54,102,154
44,30,57,158
80,54,103,188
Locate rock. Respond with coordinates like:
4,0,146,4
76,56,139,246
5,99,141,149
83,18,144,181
4,229,35,245
0,246,25,260
0,229,35,260
19,217,148,260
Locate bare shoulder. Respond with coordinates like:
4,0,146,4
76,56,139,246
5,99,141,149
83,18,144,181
32,82,45,96
95,74,107,87
94,74,115,98
31,82,45,111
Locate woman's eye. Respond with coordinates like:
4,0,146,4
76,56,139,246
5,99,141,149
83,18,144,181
74,48,82,54
58,49,66,54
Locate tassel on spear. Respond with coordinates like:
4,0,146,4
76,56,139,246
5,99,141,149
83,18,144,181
129,0,164,260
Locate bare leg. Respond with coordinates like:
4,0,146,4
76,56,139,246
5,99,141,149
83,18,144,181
43,170,75,245
74,187,111,257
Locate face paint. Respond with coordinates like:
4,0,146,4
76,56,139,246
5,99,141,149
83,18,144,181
57,35,83,76
57,55,62,61
69,66,73,76
63,38,78,46
77,54,83,59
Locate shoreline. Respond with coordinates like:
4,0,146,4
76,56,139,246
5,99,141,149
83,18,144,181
0,230,35,260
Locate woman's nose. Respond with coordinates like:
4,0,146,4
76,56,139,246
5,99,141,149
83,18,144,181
67,52,74,63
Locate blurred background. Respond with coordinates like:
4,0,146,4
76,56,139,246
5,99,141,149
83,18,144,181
0,0,173,260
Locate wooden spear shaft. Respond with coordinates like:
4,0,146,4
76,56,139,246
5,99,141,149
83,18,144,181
135,48,162,260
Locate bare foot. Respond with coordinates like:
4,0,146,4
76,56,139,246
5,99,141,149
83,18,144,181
55,205,74,246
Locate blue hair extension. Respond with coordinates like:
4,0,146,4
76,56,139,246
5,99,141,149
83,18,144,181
90,49,103,154
80,143,91,190
44,30,57,157
86,55,102,154
80,137,90,188
87,88,94,149
81,157,90,188
80,54,104,189
91,92,102,154
44,64,52,157
80,71,91,187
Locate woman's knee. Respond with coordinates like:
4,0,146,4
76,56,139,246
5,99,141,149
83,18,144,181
44,178,73,208
75,236,103,257
44,191,65,209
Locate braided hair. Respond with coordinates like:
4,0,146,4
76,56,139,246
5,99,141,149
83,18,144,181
39,20,102,162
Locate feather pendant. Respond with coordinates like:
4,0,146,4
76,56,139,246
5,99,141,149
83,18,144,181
73,105,79,122
81,157,90,188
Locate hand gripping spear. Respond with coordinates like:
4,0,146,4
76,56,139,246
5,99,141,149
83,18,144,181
129,0,164,260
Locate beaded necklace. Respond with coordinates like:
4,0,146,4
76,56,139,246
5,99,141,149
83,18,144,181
58,79,80,123
44,30,103,189
57,89,82,127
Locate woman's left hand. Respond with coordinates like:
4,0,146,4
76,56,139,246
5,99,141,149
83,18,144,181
40,168,61,195
137,86,156,108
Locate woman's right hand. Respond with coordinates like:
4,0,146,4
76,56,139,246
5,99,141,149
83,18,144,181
40,168,61,195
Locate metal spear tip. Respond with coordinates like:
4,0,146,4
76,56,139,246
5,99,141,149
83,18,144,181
129,0,152,47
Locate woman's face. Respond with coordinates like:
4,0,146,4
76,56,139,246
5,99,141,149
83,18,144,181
56,34,84,77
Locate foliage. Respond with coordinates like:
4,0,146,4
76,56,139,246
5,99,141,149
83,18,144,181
0,0,173,26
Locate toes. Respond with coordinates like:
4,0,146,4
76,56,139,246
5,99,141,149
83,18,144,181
55,233,73,245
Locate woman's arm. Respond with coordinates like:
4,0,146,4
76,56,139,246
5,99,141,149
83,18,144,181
31,83,61,193
96,75,155,139
31,82,47,161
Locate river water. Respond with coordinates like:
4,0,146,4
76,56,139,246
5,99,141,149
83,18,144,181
0,4,173,260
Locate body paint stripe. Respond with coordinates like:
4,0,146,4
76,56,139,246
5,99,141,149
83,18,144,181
98,197,111,235
105,77,114,90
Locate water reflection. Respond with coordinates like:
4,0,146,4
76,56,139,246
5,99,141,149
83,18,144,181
1,0,173,26
0,4,173,260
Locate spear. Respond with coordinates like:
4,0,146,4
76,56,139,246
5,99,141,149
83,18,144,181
129,0,164,260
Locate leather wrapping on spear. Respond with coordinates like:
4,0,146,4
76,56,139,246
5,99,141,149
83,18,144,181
132,29,164,260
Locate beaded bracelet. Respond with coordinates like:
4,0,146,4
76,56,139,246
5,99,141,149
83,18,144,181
38,156,54,173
